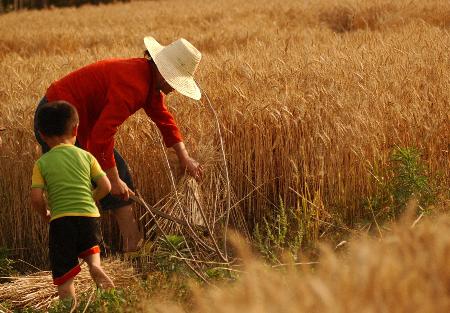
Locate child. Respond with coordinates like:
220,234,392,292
31,100,115,303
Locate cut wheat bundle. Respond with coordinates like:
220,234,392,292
132,161,250,281
140,169,249,239
0,258,136,311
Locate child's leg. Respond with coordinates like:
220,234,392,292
83,253,115,289
57,277,76,300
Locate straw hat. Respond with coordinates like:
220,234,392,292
144,36,202,100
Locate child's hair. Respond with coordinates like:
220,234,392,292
36,101,79,137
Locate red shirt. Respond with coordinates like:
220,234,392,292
45,58,182,169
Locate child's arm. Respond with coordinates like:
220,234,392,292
31,188,50,221
93,175,111,202
31,163,50,222
90,154,112,202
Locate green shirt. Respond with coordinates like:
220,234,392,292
31,144,105,221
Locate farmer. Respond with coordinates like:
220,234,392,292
31,101,114,302
34,36,204,252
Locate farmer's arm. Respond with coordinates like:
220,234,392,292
31,164,50,222
88,102,132,199
144,93,203,181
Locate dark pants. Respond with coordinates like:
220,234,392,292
49,216,101,285
34,97,134,210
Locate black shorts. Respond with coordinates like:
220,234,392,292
49,216,102,285
34,97,134,210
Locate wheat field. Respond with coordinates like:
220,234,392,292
0,0,449,266
146,212,450,313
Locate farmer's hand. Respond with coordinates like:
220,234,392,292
110,178,134,201
172,142,203,181
105,166,134,201
180,156,204,181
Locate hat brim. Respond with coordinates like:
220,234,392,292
144,36,201,100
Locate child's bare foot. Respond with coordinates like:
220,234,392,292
89,265,115,289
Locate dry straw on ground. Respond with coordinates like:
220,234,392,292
0,0,449,266
0,258,136,311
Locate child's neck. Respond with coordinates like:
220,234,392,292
46,136,75,149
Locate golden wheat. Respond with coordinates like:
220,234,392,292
0,0,449,266
143,212,450,313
